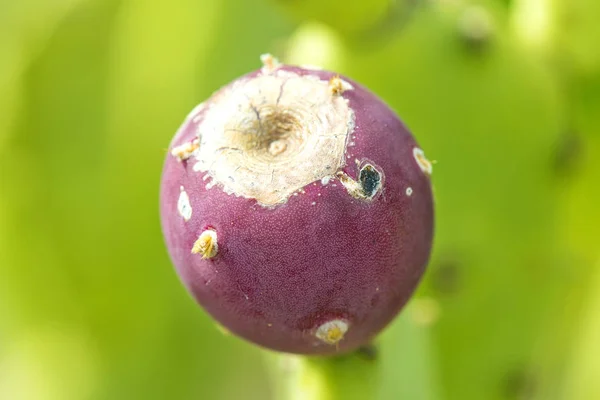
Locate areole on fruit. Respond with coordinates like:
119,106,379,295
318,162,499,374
315,319,349,345
191,229,218,259
160,55,434,355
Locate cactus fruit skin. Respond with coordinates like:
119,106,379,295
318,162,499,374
159,59,434,355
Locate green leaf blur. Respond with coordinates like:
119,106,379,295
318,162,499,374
1,1,599,399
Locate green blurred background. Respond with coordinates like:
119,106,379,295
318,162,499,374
1,0,599,399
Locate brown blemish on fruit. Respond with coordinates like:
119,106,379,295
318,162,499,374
191,229,218,259
329,75,353,95
192,62,355,207
337,163,383,201
315,319,349,345
171,139,200,161
413,147,433,175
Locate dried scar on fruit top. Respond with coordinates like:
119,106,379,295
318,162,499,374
173,57,356,208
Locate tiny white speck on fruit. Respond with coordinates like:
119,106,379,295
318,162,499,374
321,176,333,185
311,202,316,206
413,147,433,175
177,187,192,221
406,187,413,196
315,319,349,345
260,53,280,73
191,229,218,259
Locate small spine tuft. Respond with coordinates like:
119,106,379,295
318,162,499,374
413,147,433,175
171,139,200,161
315,319,349,345
260,53,281,73
192,229,218,259
329,75,353,95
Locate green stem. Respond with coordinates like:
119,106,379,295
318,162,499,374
269,350,379,400
264,304,442,400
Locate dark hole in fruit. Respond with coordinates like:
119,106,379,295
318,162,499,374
359,164,381,198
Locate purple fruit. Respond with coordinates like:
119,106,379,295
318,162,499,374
159,55,434,355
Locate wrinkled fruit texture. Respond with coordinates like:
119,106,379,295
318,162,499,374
159,55,434,355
